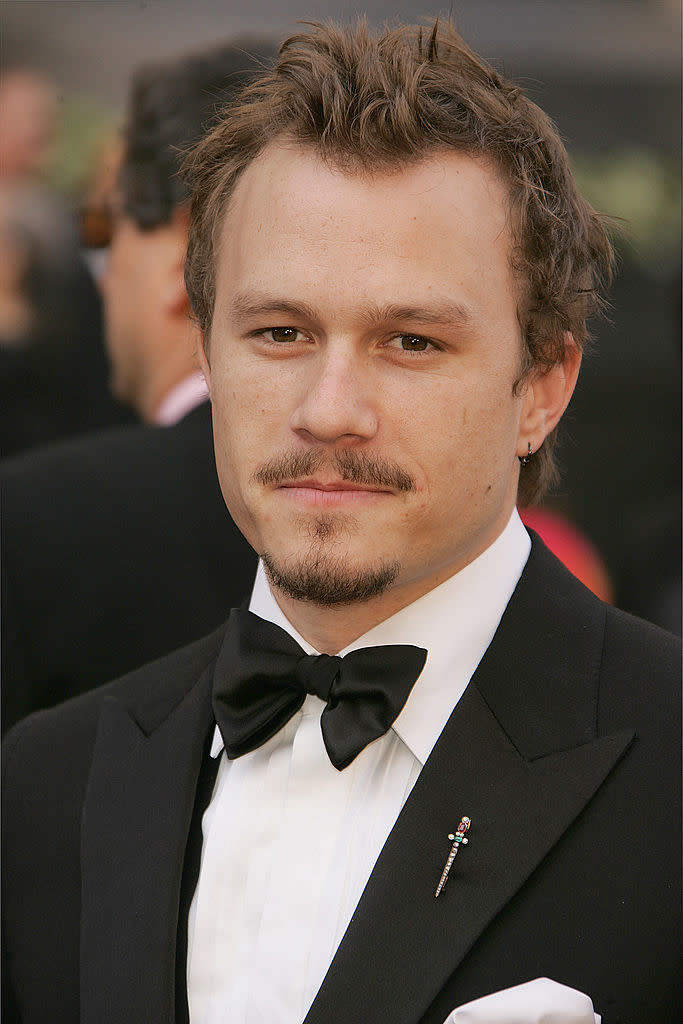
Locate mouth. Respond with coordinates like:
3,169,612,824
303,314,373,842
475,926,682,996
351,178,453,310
277,478,393,507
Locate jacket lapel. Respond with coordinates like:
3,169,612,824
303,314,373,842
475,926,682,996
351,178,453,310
304,540,635,1024
80,662,215,1024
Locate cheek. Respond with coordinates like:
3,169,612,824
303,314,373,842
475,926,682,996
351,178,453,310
211,373,271,472
398,383,479,475
405,384,519,500
218,353,297,432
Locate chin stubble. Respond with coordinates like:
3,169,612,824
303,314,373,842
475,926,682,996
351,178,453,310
255,445,412,606
261,549,402,606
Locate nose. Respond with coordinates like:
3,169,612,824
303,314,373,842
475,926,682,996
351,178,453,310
289,346,379,445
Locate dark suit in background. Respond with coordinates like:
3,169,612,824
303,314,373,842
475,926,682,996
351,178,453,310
1,401,257,731
2,539,679,1023
0,41,277,733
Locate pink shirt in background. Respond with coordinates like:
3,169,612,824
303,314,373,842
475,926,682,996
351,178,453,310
153,371,209,426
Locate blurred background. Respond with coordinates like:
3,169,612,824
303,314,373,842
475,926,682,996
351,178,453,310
2,0,680,632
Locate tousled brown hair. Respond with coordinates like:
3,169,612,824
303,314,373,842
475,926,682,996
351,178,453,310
183,19,614,504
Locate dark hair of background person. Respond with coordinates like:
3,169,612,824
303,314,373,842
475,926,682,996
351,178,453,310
119,38,276,229
1,39,279,730
183,18,616,507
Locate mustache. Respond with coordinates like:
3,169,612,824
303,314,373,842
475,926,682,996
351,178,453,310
252,447,415,493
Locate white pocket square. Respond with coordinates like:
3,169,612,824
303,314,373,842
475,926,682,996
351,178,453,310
441,977,600,1023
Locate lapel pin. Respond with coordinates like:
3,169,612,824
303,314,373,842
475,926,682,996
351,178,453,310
434,816,471,898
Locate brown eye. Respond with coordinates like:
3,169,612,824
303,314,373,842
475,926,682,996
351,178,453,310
270,327,300,343
399,334,430,351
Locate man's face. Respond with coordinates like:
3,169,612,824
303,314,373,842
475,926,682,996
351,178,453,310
204,143,535,611
0,72,57,180
100,207,168,407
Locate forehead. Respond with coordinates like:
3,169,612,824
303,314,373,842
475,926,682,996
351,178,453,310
215,142,518,321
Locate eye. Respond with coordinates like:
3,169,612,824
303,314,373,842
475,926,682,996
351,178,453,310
266,327,305,344
388,334,435,353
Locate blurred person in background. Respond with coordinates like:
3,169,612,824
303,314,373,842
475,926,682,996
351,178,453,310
79,130,125,280
3,20,678,1024
0,70,58,184
0,67,131,456
0,41,272,732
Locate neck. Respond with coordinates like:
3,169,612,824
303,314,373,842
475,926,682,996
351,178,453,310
269,550,488,654
135,322,202,423
142,365,197,423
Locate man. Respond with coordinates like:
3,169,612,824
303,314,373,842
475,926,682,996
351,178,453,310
0,68,133,457
3,20,679,1023
0,69,57,184
0,44,268,730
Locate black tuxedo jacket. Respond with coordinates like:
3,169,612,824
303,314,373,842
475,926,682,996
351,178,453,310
1,401,257,731
2,538,680,1023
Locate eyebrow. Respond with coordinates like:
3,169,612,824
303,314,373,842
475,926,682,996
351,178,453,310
358,301,475,329
228,292,476,330
229,294,320,323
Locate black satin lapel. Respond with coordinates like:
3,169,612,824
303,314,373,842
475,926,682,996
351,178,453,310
304,681,633,1024
80,668,214,1024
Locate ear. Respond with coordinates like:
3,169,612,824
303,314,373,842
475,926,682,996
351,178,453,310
516,333,581,459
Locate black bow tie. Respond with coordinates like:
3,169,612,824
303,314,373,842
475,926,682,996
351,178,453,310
212,609,428,770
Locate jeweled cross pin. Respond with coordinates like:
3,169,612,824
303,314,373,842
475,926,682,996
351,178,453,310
434,816,471,898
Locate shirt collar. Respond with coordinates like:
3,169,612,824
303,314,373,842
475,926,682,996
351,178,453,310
153,371,209,426
212,510,530,763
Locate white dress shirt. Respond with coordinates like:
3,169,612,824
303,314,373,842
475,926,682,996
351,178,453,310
187,511,531,1023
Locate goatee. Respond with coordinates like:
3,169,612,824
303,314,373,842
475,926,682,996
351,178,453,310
262,550,401,606
255,445,410,605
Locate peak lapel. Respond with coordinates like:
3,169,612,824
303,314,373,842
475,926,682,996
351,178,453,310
304,539,635,1024
80,665,214,1024
305,684,632,1024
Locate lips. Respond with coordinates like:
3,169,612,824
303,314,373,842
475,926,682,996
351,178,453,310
279,478,389,492
277,478,393,506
